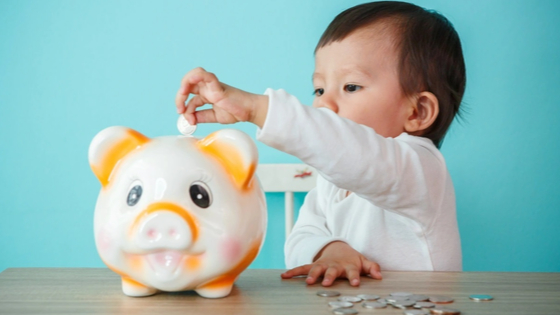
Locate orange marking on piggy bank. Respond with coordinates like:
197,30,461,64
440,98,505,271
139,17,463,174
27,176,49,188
90,128,149,188
197,131,257,191
129,202,199,243
197,236,263,291
185,256,202,271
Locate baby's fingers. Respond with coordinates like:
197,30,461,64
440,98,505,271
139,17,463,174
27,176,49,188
281,264,313,279
176,67,222,113
184,68,225,103
362,259,382,280
175,87,189,114
182,96,203,125
176,69,200,114
345,266,361,287
307,264,328,285
179,67,208,94
321,266,343,286
193,109,218,124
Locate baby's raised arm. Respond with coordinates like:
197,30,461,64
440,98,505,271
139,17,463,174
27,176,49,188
258,89,448,218
175,67,269,127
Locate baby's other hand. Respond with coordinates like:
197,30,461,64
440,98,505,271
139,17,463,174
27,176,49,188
175,67,268,127
280,241,382,287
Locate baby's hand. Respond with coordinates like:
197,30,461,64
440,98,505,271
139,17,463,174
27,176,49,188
281,241,383,287
175,67,268,127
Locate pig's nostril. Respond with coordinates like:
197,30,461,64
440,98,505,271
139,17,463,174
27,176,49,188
147,229,158,239
169,229,178,238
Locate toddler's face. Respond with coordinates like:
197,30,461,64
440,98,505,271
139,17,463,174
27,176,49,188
313,24,412,138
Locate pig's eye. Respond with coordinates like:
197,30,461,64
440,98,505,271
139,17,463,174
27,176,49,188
189,182,211,208
127,185,143,206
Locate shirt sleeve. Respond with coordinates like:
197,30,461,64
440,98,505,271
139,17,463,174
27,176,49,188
257,89,448,219
283,177,348,269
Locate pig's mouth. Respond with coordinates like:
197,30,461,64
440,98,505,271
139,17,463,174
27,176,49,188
145,250,183,280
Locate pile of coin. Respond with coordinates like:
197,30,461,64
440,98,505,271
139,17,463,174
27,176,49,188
317,290,493,314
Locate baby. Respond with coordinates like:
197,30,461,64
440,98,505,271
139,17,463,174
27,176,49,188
175,1,465,287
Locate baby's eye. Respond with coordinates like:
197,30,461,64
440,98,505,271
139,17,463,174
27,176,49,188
344,84,362,93
313,88,324,96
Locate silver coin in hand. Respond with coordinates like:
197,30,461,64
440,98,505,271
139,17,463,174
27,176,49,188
177,115,197,136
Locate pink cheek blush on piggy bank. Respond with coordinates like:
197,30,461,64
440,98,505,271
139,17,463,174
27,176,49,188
88,126,267,298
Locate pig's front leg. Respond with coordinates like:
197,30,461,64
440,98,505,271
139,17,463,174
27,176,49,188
121,277,158,297
195,280,234,298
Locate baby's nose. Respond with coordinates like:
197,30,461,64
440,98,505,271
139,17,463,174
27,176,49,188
316,96,338,113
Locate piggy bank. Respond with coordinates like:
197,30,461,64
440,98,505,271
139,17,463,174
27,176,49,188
88,127,267,298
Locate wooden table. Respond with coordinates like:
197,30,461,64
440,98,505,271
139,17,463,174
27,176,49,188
0,268,559,314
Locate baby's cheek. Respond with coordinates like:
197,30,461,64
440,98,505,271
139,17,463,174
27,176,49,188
220,238,242,264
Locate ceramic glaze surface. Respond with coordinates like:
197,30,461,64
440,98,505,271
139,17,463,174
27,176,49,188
88,127,267,298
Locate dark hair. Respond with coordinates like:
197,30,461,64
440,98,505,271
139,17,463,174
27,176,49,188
316,1,466,148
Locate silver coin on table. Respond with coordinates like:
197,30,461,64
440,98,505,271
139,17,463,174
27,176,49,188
404,310,430,315
338,296,363,303
332,308,359,315
177,115,197,135
409,294,430,302
317,290,341,297
329,301,354,308
393,299,416,308
356,294,380,301
469,294,493,301
362,301,387,309
414,302,436,309
386,296,411,303
430,307,461,315
389,298,415,306
391,292,414,297
429,296,454,304
384,296,397,303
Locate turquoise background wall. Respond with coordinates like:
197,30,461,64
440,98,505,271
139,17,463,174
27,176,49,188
1,0,559,273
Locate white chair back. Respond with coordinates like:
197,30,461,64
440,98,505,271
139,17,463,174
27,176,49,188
256,164,317,238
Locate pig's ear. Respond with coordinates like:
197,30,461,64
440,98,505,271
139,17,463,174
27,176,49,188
197,129,258,190
89,126,150,187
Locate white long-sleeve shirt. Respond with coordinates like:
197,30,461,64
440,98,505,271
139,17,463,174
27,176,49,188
256,89,462,271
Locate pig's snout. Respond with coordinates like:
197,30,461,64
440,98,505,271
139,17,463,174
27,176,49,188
131,202,199,251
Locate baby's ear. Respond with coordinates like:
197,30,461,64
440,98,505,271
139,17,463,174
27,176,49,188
89,126,150,187
404,92,439,134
